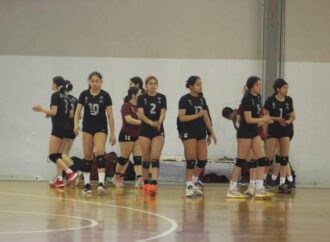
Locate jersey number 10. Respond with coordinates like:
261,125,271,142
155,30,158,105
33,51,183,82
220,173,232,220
89,103,99,116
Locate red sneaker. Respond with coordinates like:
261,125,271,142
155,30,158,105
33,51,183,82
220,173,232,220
148,184,157,196
66,172,78,187
49,179,64,189
143,184,151,194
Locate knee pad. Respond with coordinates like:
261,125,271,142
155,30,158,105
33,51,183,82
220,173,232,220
142,161,151,169
71,156,84,172
49,153,62,164
197,160,207,169
267,159,274,166
235,159,245,168
247,160,257,169
275,155,281,164
280,156,289,166
151,159,160,168
186,160,196,170
96,155,106,168
82,159,92,172
133,156,142,166
117,156,129,166
257,157,267,167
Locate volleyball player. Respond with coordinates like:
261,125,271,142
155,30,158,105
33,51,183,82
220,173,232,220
178,76,217,197
74,72,116,195
227,76,273,198
33,76,78,188
114,86,144,188
264,79,295,193
137,76,167,195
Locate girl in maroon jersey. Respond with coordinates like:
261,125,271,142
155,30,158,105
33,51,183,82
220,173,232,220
114,87,143,188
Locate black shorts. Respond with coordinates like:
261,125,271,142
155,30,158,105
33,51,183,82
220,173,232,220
51,128,75,139
181,128,207,141
140,125,164,140
267,124,294,140
118,131,139,142
237,127,259,139
82,125,108,136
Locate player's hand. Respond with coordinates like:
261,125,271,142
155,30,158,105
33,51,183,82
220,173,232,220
235,122,240,130
32,105,43,112
151,121,160,129
258,121,266,127
263,116,273,124
207,135,212,145
198,110,207,118
283,120,292,126
210,133,217,145
74,127,80,136
110,134,116,146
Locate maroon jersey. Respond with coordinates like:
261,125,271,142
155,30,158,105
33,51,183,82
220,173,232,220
120,102,140,137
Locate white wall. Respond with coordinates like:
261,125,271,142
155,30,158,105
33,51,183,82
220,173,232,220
0,55,261,181
284,62,330,186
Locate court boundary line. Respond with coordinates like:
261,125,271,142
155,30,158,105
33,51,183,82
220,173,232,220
0,192,178,242
0,209,98,235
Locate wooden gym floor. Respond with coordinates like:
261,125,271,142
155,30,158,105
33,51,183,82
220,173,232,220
0,181,329,242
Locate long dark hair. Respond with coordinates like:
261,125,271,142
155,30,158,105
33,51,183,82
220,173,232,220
124,86,140,103
53,76,65,93
130,76,145,93
64,80,73,93
88,71,103,89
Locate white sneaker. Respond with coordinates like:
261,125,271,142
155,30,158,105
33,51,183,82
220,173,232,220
226,188,247,198
193,184,204,196
244,185,255,197
255,187,274,198
97,183,105,195
185,185,196,198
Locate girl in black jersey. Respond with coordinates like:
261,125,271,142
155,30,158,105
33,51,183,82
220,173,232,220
137,76,167,195
178,76,217,198
74,72,116,195
227,76,273,199
264,79,296,193
58,80,83,184
33,76,78,188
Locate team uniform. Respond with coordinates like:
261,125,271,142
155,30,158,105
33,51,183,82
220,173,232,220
66,94,78,139
50,91,72,139
264,95,294,139
237,93,263,139
137,92,167,139
119,102,140,142
78,89,112,136
178,94,208,141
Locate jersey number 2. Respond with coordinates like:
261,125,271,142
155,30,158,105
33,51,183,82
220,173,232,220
150,103,156,115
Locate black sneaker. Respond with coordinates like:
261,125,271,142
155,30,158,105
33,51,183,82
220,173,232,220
267,179,279,188
83,183,92,194
196,179,204,187
97,183,105,195
278,183,290,193
238,178,249,187
287,181,295,191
